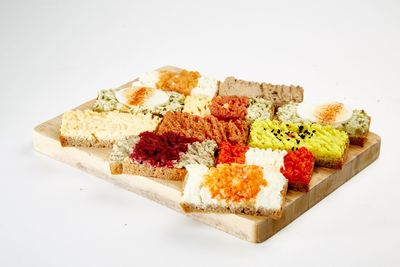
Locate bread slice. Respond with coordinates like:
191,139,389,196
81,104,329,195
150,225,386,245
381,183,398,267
315,143,349,168
347,115,371,147
218,76,263,98
181,183,288,219
109,134,217,181
60,109,161,148
111,161,187,181
261,83,304,107
277,104,372,147
218,76,304,107
157,112,249,145
180,164,288,218
60,135,113,148
249,119,350,169
349,135,367,147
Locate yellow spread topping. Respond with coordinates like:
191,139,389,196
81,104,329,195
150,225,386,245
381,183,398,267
249,119,349,161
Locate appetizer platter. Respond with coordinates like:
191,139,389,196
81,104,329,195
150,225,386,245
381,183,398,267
33,66,381,243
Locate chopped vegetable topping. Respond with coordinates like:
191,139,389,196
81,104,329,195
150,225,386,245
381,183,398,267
204,164,266,202
216,142,249,164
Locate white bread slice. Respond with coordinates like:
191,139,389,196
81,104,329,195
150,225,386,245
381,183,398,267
180,164,288,218
59,109,161,148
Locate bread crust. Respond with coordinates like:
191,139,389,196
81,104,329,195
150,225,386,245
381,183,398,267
59,135,113,148
348,116,371,147
315,139,349,169
349,135,367,147
110,161,187,181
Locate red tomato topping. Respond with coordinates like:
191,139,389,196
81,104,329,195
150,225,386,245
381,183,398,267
280,147,315,191
216,142,249,164
210,96,249,121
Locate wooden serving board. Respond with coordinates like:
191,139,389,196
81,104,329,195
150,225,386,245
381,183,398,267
32,91,381,243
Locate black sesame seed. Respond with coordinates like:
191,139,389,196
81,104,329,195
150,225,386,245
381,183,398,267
296,140,300,144
312,130,316,133
277,129,281,133
287,139,290,141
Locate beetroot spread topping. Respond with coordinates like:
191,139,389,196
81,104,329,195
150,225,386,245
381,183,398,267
130,131,197,168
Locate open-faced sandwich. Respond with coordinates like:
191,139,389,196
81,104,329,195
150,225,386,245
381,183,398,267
59,110,161,148
182,95,274,123
216,142,315,192
180,163,288,218
110,131,217,181
157,111,250,145
132,68,219,97
218,76,304,107
276,102,371,146
93,87,185,116
249,119,349,169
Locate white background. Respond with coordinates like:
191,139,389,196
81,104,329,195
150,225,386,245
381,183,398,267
0,0,399,266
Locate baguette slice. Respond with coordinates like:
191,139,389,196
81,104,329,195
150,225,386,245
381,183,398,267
180,164,288,218
60,109,161,148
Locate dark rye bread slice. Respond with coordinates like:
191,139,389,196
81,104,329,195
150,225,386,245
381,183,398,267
261,83,303,107
110,161,187,181
218,76,304,107
181,183,288,219
218,76,263,98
